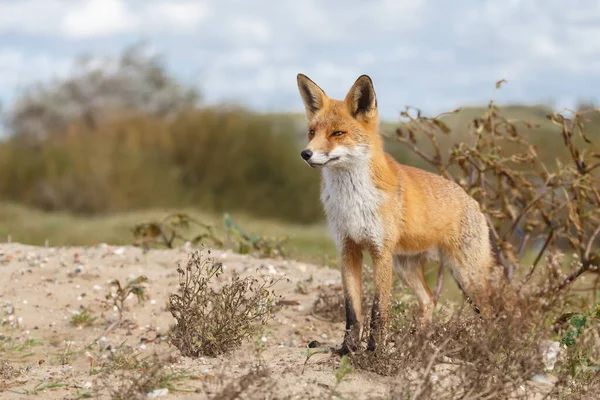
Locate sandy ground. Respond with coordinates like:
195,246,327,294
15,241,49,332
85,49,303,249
0,243,555,399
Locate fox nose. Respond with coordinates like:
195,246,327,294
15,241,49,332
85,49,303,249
301,149,313,161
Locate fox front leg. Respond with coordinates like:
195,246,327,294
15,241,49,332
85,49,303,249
338,240,363,355
367,250,393,351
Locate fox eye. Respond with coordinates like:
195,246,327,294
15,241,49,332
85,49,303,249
330,131,345,137
309,129,315,137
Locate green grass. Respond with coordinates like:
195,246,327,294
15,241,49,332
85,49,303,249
0,202,336,265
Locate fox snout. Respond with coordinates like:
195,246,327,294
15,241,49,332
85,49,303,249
300,149,313,161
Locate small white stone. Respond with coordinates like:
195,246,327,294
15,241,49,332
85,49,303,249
147,388,169,397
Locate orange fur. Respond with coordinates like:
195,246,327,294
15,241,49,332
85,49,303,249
297,74,494,354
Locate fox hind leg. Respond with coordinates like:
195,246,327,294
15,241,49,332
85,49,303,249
442,210,494,318
393,254,435,329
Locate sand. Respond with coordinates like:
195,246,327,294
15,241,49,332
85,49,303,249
0,243,555,399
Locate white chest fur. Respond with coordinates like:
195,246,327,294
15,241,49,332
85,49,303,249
320,161,384,251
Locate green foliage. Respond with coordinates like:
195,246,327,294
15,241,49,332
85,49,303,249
130,211,288,258
335,355,354,385
101,276,149,322
70,308,97,328
132,213,222,250
223,213,288,258
0,108,322,223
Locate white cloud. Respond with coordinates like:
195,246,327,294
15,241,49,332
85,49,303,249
2,0,600,118
0,0,210,38
62,0,137,38
148,2,209,32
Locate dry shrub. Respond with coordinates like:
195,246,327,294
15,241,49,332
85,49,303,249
352,259,599,399
390,85,599,290
94,344,146,374
98,352,189,400
168,250,280,357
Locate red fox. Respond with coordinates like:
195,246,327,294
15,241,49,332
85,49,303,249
297,73,495,354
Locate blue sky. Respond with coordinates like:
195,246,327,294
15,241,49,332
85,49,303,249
1,0,600,120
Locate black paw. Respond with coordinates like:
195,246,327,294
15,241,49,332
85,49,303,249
367,337,377,352
332,342,354,356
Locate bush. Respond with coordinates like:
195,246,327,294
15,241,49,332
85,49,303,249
389,84,599,291
352,255,600,399
168,250,280,357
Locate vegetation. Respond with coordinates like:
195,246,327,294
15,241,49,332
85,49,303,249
0,203,336,264
1,46,598,227
101,275,149,323
168,250,280,357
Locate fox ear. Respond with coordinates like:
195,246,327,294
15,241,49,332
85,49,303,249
345,75,378,122
297,74,327,119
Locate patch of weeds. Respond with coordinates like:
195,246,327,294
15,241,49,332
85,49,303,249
551,304,600,396
132,213,222,251
70,307,97,328
11,380,65,395
252,328,272,367
0,336,43,358
223,213,288,258
209,366,273,400
0,359,18,392
311,284,345,323
86,342,143,376
302,346,331,374
101,276,149,322
295,275,313,295
74,389,96,399
168,250,281,357
99,352,191,400
59,340,76,366
331,355,354,397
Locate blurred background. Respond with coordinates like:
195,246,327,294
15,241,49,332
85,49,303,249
0,0,599,263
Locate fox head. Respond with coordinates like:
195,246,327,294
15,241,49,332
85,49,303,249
297,74,381,169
